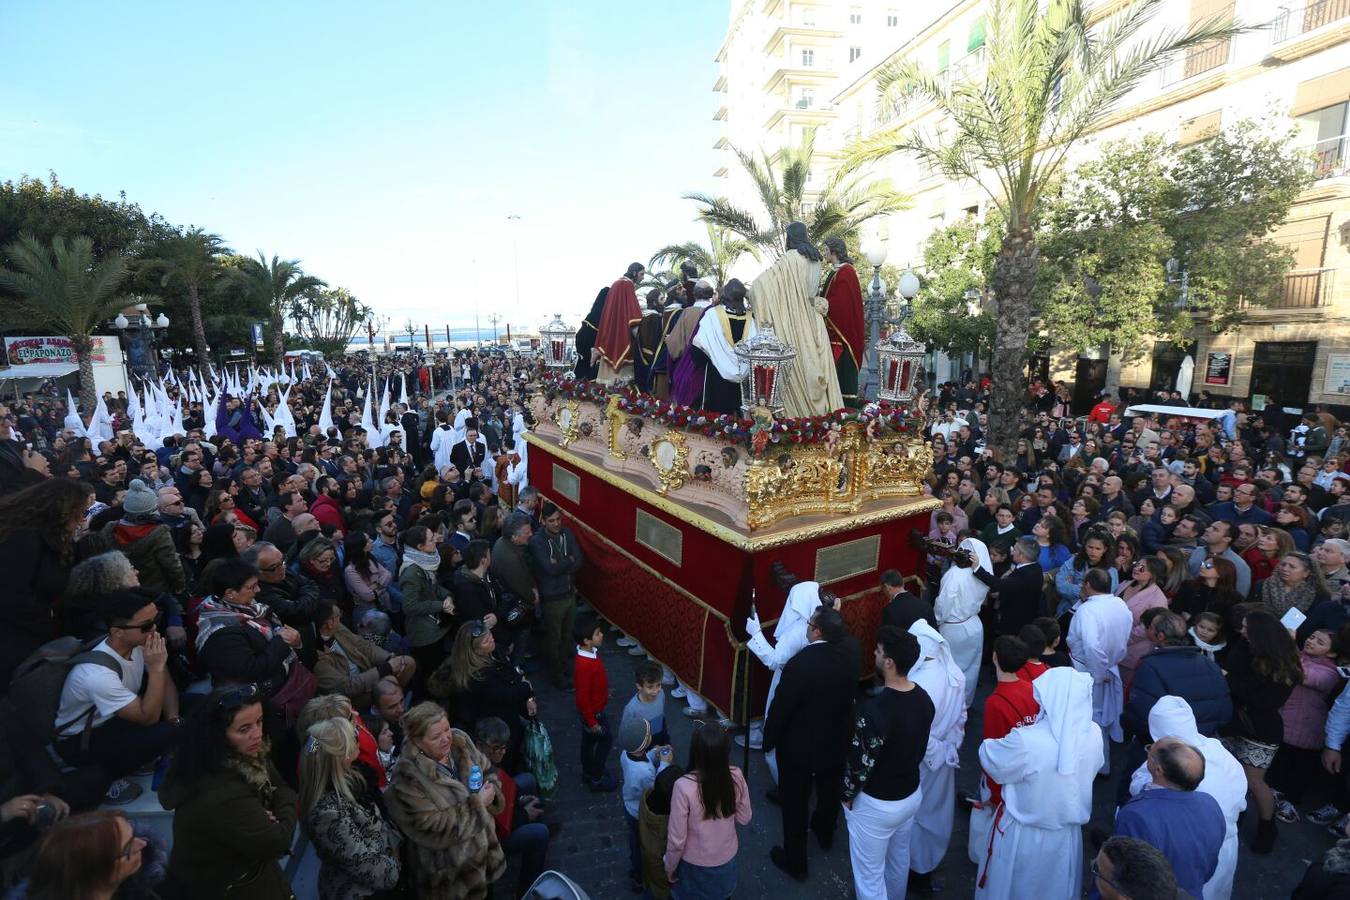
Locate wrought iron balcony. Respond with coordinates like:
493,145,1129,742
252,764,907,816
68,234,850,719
1271,0,1350,44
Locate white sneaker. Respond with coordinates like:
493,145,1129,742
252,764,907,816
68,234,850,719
682,706,708,719
670,686,688,698
616,636,636,647
718,716,734,728
733,733,763,750
662,673,677,687
627,644,647,656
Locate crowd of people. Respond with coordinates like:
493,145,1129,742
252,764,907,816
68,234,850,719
6,320,1350,900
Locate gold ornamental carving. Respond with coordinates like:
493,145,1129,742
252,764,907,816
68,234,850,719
646,430,690,495
605,395,627,460
554,400,581,448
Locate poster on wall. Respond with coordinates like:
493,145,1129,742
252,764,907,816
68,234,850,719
1203,352,1232,386
1325,353,1350,395
4,336,110,367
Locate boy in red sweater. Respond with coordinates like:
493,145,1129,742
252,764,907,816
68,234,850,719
574,618,617,791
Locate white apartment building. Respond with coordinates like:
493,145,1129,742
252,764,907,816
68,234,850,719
713,0,1350,413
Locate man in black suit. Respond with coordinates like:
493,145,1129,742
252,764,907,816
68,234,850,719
972,536,1045,636
449,420,487,480
879,568,936,632
762,605,862,881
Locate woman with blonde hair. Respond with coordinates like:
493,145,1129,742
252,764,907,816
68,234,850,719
385,701,506,899
429,620,535,770
298,716,401,900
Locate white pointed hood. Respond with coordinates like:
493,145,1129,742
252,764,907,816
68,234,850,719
774,581,822,641
1032,667,1095,775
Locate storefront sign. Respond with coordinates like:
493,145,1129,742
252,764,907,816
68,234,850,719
1325,353,1350,395
1203,352,1232,386
4,336,110,367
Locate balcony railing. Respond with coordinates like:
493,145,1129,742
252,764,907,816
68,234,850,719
1309,133,1350,178
941,46,987,91
1159,40,1231,87
1241,268,1337,309
1272,0,1350,43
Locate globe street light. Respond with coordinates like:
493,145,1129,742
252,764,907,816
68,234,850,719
858,239,921,402
111,301,169,381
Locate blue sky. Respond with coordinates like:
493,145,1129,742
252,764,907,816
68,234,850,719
0,0,727,334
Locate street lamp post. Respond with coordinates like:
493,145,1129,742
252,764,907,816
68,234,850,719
112,301,170,381
857,241,920,402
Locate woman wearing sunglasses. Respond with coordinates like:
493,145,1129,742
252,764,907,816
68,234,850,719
1115,556,1169,690
159,685,299,900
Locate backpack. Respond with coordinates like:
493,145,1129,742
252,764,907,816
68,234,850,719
8,634,122,749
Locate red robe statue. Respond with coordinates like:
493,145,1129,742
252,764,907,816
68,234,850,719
823,262,865,406
594,276,641,380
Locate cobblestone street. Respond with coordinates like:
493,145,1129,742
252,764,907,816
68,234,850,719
526,620,1328,899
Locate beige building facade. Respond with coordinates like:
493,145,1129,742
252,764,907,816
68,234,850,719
713,0,1350,412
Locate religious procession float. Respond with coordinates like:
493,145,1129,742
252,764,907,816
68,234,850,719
525,292,939,721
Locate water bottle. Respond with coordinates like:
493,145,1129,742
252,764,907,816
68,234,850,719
467,764,483,793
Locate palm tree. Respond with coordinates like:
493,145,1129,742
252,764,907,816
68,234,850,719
0,235,132,412
151,228,230,373
844,0,1236,458
687,128,910,257
649,223,759,287
229,253,325,370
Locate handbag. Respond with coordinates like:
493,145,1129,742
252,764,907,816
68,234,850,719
270,661,318,724
523,718,559,799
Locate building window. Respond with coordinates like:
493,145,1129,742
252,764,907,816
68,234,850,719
801,47,815,67
968,17,986,52
796,87,816,109
801,6,815,25
937,40,951,72
849,46,863,63
887,10,899,26
1296,102,1348,177
850,7,862,24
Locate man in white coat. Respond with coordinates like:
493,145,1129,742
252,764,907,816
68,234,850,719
935,537,991,708
429,412,456,471
1127,696,1245,900
907,620,967,894
1067,567,1133,775
744,581,828,784
975,668,1103,900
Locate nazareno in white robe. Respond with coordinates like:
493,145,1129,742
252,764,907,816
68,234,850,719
747,580,822,784
1128,696,1246,900
935,537,992,708
907,620,968,875
975,668,1104,900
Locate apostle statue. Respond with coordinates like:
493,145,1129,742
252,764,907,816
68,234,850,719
691,279,757,415
747,223,843,417
649,282,688,399
592,262,645,384
574,286,606,381
634,288,666,393
668,279,716,408
822,237,866,408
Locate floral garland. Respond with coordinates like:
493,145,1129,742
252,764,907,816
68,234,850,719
540,374,917,450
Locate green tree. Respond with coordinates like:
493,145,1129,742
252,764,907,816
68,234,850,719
688,129,910,257
0,235,133,411
291,287,372,359
228,253,325,370
649,223,759,287
846,0,1235,459
149,228,230,370
913,216,999,358
1037,136,1179,356
1165,119,1313,326
0,173,159,263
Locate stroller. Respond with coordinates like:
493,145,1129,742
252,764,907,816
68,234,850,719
523,870,592,900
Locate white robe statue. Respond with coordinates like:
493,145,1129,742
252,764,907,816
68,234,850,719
748,240,842,417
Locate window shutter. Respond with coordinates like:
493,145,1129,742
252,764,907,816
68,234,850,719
1291,68,1350,117
1178,111,1222,145
967,18,986,52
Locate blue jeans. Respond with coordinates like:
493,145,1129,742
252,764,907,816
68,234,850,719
672,858,736,900
579,712,611,781
625,809,641,882
503,823,549,897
